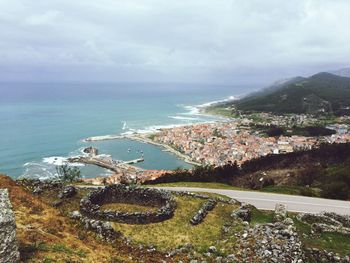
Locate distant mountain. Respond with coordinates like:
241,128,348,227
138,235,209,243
330,68,350,78
232,72,350,115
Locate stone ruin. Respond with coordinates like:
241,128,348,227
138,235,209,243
190,199,217,225
0,189,20,263
80,184,177,224
298,211,350,235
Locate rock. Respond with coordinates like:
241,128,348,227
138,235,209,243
17,178,63,191
299,212,350,237
208,246,217,253
306,246,350,262
274,203,287,222
58,186,77,199
0,189,20,263
69,210,82,220
83,147,99,156
80,216,120,242
32,186,43,195
283,217,294,225
190,199,217,225
231,221,304,262
231,204,253,222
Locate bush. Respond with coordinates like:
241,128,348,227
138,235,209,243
56,165,81,182
321,181,349,200
266,127,284,137
297,166,321,186
300,187,316,197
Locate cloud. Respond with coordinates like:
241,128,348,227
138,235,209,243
0,0,349,84
24,10,60,26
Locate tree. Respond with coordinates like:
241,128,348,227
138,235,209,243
56,164,81,182
266,127,284,137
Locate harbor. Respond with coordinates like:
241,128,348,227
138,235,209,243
68,155,144,174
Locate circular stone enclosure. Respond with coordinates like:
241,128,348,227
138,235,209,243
80,184,177,224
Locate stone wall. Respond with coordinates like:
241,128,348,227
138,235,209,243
190,199,217,225
306,248,350,263
298,212,350,235
0,189,20,263
80,185,177,224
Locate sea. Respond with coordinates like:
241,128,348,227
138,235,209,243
0,82,255,179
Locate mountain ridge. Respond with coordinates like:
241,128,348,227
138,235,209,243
232,72,350,115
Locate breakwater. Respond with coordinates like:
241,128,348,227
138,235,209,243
84,134,201,166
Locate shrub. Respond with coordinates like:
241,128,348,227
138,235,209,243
321,181,349,200
300,187,316,197
56,165,81,182
266,127,284,137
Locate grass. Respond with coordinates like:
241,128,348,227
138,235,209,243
204,106,237,118
261,185,304,195
101,203,158,213
250,207,274,226
111,195,241,252
261,185,301,195
149,181,323,198
292,216,350,257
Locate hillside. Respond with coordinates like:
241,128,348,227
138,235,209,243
233,72,350,115
331,68,350,78
0,175,177,262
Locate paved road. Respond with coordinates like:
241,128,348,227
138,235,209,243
157,187,350,215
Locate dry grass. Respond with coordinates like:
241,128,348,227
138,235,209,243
0,175,143,262
112,195,241,252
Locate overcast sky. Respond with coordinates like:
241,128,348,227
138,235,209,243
0,0,349,85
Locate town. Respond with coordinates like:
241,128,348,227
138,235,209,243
152,114,350,166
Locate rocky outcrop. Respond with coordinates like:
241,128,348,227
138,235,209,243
190,199,217,225
322,212,350,228
80,185,177,224
233,221,304,262
58,186,77,199
0,189,20,263
298,212,350,235
274,203,287,222
298,212,343,227
69,210,120,242
306,248,350,263
17,178,63,194
231,204,253,222
83,147,99,156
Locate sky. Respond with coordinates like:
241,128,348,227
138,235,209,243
0,0,350,85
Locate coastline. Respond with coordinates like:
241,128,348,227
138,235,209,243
85,133,202,166
82,96,238,172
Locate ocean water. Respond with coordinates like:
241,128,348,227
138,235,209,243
0,82,253,179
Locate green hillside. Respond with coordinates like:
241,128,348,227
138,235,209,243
234,72,350,115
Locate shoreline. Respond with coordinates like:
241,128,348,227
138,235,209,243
82,96,238,171
85,133,202,166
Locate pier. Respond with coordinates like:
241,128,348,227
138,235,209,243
68,155,144,174
124,158,144,164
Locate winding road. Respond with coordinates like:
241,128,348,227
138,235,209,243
156,187,350,215
75,184,350,215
